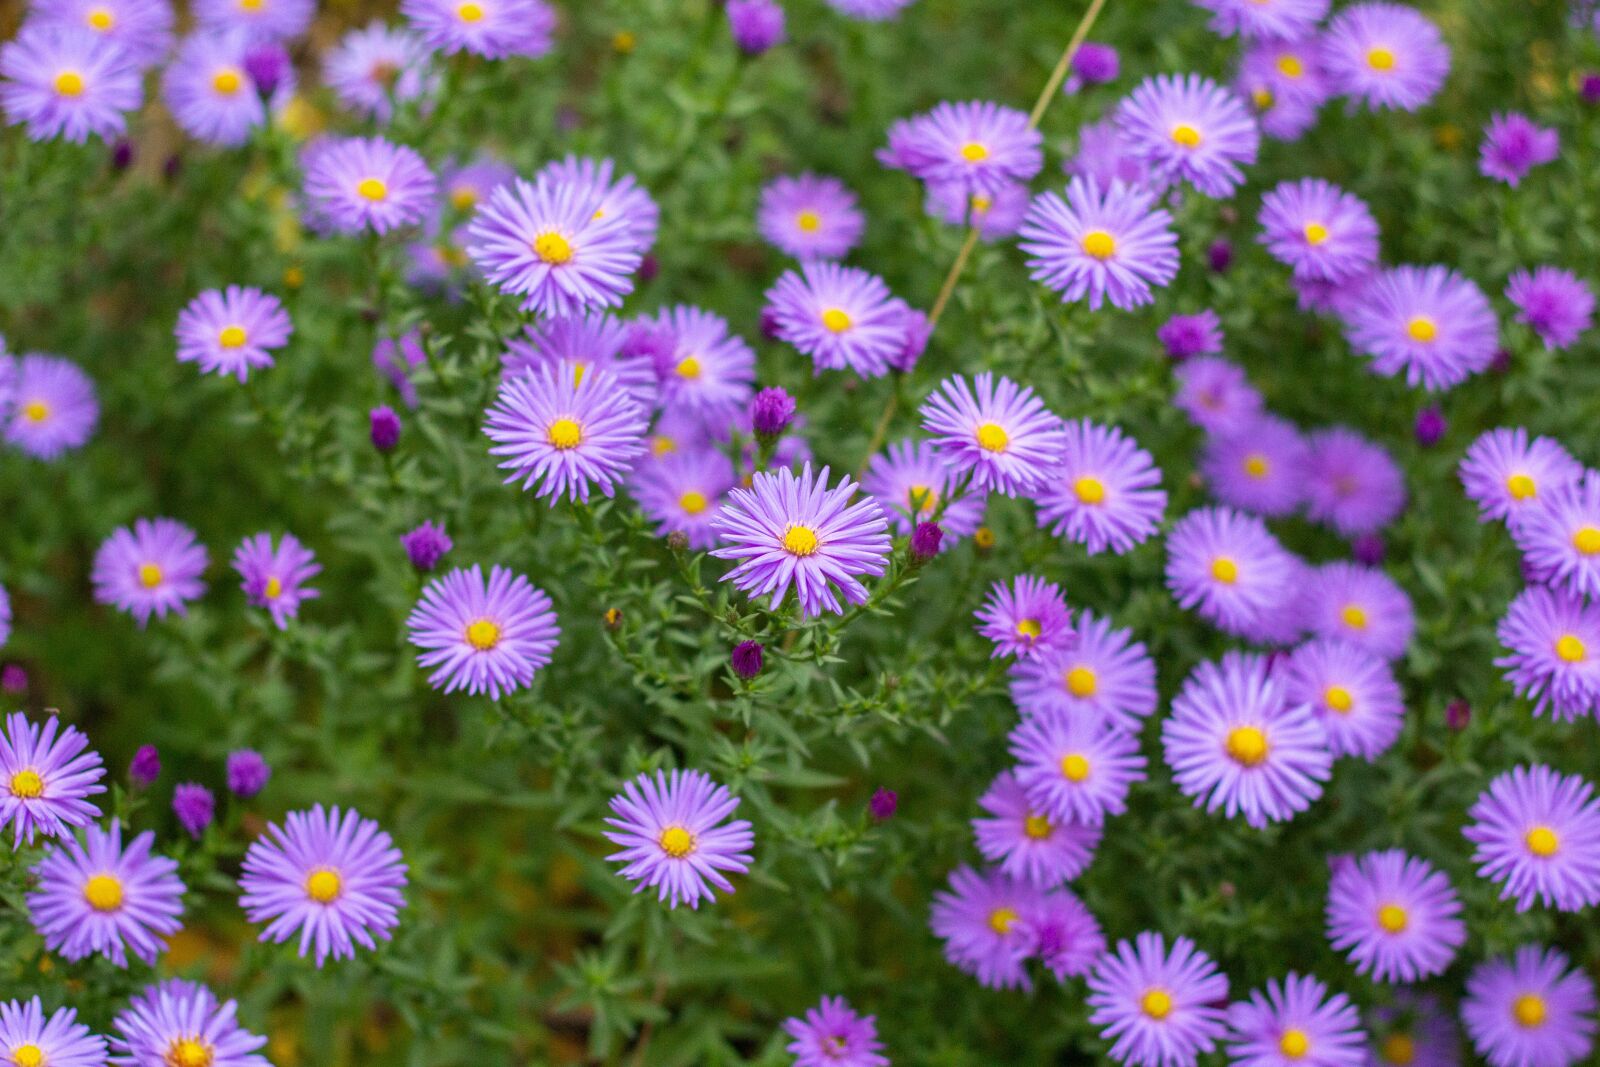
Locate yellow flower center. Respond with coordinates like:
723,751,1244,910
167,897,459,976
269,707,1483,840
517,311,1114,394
971,194,993,214
822,308,853,333
960,142,989,163
1556,634,1586,663
1405,316,1436,342
12,1045,44,1067
86,7,115,30
1367,47,1396,71
305,868,342,903
1574,526,1600,555
54,70,85,97
1376,903,1408,933
9,769,44,799
457,1,485,22
1341,603,1368,630
138,563,163,589
1277,54,1305,78
1244,454,1269,479
166,1039,214,1067
1303,221,1329,245
1073,476,1106,504
1022,814,1052,839
1525,825,1560,857
450,186,479,213
238,0,263,10
218,325,248,348
658,825,694,857
783,525,820,557
1081,230,1116,260
909,484,938,513
1252,87,1274,110
973,527,995,549
975,422,1009,453
546,418,582,450
1059,753,1091,782
1015,618,1042,640
796,210,821,232
534,232,573,265
679,491,708,515
465,618,500,651
1140,989,1173,1020
1065,666,1097,697
356,177,388,202
83,873,124,912
651,435,677,456
22,400,50,423
1210,556,1238,584
1279,1029,1310,1059
1505,473,1537,500
1170,123,1202,148
673,357,702,381
1226,725,1269,766
212,67,243,95
1512,994,1547,1028
1324,685,1354,713
1380,1034,1415,1065
263,577,283,599
987,906,1017,934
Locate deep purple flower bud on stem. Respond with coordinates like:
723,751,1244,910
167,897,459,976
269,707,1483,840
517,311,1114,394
370,406,402,452
129,744,160,787
869,787,897,821
731,640,764,679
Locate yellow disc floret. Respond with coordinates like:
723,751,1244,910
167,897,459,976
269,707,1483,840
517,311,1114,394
465,619,501,651
658,826,694,858
975,422,1009,453
305,868,342,903
83,873,123,912
10,769,44,799
1140,989,1173,1020
1226,725,1269,766
1066,666,1097,698
783,525,819,557
534,232,573,265
1081,230,1116,260
1059,754,1091,782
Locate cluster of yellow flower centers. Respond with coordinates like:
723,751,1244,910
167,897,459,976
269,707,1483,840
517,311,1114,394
1244,454,1270,479
212,67,243,95
783,525,820,557
546,418,582,450
166,1038,215,1067
1555,634,1586,663
11,1045,44,1067
1059,753,1091,782
960,142,989,163
659,825,695,858
1512,993,1547,1028
457,1,486,22
10,768,44,798
1379,1033,1416,1065
1405,316,1437,343
1081,230,1117,261
465,618,501,651
1376,903,1408,933
678,491,708,515
534,231,574,265
1278,1028,1311,1060
1065,666,1097,698
1170,123,1203,148
357,177,389,202
1367,47,1396,72
1073,476,1106,504
83,873,124,912
1303,222,1330,246
1225,725,1269,766
1573,526,1600,555
138,562,164,589
1524,825,1560,857
1210,556,1239,584
1341,603,1368,630
54,70,86,97
987,906,1018,934
1276,54,1305,78
822,308,853,333
86,7,116,30
1504,473,1537,500
1015,618,1042,640
675,356,701,379
1022,814,1052,840
306,868,343,904
1140,988,1174,1020
975,422,1009,453
796,210,821,233
218,325,248,349
1324,685,1355,713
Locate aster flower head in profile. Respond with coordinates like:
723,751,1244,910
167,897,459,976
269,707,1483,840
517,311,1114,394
0,24,142,144
710,464,891,618
92,518,208,627
1009,610,1158,734
782,996,887,1067
974,575,1073,659
31,0,176,70
232,532,319,630
1225,971,1366,1067
919,372,1067,498
0,996,107,1067
1115,73,1260,198
1283,638,1405,761
1461,945,1597,1067
1324,848,1465,983
112,978,270,1067
1258,179,1380,284
1511,470,1600,602
632,448,735,550
883,100,1043,198
1322,2,1450,111
603,768,753,909
1344,265,1498,391
1303,428,1407,537
1158,310,1223,361
1464,764,1600,913
27,820,185,966
400,0,557,59
484,362,648,505
1507,267,1594,351
1,711,106,847
1173,356,1263,436
1019,176,1180,311
862,439,987,543
325,21,438,122
162,29,296,147
406,565,558,700
1495,585,1600,723
758,173,864,260
1165,506,1300,641
1192,0,1328,40
643,305,757,423
971,770,1102,887
1458,427,1582,523
1036,419,1167,555
1480,112,1560,187
929,865,1047,991
1086,931,1230,1067
301,135,437,236
765,261,910,379
175,285,293,382
1200,414,1309,519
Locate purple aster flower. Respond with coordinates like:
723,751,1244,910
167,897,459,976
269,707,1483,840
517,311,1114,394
926,179,1031,242
192,0,311,41
1480,113,1560,187
1067,117,1161,194
1366,992,1460,1067
750,386,796,440
1115,73,1260,198
1163,652,1333,828
603,768,753,909
174,285,292,383
1166,506,1299,640
1226,971,1364,1067
1200,414,1310,518
0,584,9,648
1087,931,1230,1067
468,175,642,315
1019,176,1180,311
325,22,436,122
162,30,293,147
1173,356,1263,436
972,769,1102,887
484,363,648,504
302,135,436,236
503,312,658,410
239,804,407,965
782,996,887,1067
825,0,917,19
1507,267,1594,351
1325,849,1465,983
1283,639,1404,761
171,782,213,839
1511,471,1600,601
0,996,107,1067
862,439,986,543
1009,714,1146,826
1259,179,1380,285
730,640,763,679
27,821,184,966
1193,0,1328,40
1344,265,1498,391
765,261,909,379
0,24,141,144
1064,41,1119,93
1035,419,1167,555
1299,562,1414,661
1464,764,1600,912
975,575,1074,659
632,447,735,549
232,532,319,629
400,520,452,572
92,518,208,627
436,156,515,221
710,464,891,618
369,405,401,452
0,711,105,847
1462,946,1597,1067
1158,310,1223,360
929,865,1047,991
1028,887,1107,982
1303,428,1407,536
758,173,863,260
31,0,175,70
643,305,756,423
919,372,1067,498
535,155,660,253
884,100,1043,198
1495,585,1600,723
1323,3,1450,111
225,749,270,797
373,330,428,407
399,0,556,59
1009,610,1157,733
727,0,785,53
406,564,559,700
129,745,159,787
112,978,269,1067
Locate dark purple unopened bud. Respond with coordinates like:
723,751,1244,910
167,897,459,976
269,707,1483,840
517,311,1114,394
731,640,764,679
759,305,783,341
911,521,943,560
868,787,897,821
556,106,582,133
638,253,660,282
1445,699,1470,731
1491,347,1512,374
1414,406,1446,447
172,782,214,838
1582,73,1600,105
1071,42,1118,85
226,749,271,797
1351,533,1385,566
370,406,401,452
1206,239,1233,273
750,387,796,439
111,139,134,170
727,0,786,54
129,745,161,787
401,520,452,571
243,42,290,97
0,665,25,694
